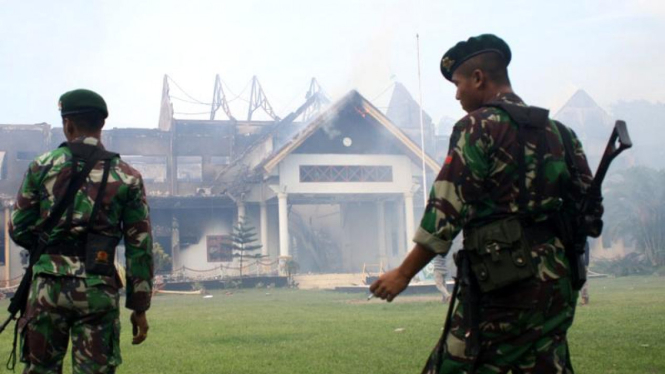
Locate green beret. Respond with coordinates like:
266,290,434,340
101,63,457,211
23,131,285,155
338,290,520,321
58,89,108,118
440,34,511,81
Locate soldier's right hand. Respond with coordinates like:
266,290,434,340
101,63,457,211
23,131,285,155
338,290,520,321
369,269,411,302
130,311,149,345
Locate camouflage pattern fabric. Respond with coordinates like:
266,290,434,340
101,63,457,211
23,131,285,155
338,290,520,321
433,247,577,373
21,275,120,374
9,136,153,311
414,93,593,373
9,136,153,372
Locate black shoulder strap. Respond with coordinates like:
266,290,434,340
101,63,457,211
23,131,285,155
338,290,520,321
486,102,549,129
65,142,119,233
35,143,119,248
66,142,118,161
64,158,79,231
553,120,578,177
484,102,550,212
63,143,118,232
87,158,113,232
33,147,104,250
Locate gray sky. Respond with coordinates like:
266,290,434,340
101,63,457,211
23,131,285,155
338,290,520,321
1,0,664,130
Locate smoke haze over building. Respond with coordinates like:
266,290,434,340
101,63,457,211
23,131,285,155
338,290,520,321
1,0,664,135
0,0,664,288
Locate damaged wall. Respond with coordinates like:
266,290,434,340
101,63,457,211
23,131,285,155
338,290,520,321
176,207,234,272
0,124,51,196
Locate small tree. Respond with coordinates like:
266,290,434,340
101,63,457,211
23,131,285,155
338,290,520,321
231,217,263,277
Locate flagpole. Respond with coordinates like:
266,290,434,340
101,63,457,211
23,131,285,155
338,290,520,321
416,34,428,207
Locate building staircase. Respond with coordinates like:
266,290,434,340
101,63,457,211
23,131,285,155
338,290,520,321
293,273,367,290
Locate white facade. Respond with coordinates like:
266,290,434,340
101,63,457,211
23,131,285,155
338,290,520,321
277,154,416,195
0,91,438,281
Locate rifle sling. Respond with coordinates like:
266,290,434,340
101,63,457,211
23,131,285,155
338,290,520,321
554,121,578,181
87,156,112,233
32,146,105,258
43,157,114,259
484,102,550,214
38,143,118,254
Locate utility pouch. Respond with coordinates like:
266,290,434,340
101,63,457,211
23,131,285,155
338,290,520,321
463,217,536,293
85,233,119,276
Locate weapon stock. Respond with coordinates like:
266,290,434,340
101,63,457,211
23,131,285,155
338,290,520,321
0,265,34,334
0,315,12,335
564,120,632,290
592,120,633,190
583,120,633,238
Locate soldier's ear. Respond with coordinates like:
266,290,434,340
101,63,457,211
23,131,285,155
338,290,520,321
62,117,75,139
471,69,484,88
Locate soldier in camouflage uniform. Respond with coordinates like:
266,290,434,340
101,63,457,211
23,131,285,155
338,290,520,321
9,89,154,374
371,35,594,373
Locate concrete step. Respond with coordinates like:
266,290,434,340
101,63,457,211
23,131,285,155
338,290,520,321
294,273,367,289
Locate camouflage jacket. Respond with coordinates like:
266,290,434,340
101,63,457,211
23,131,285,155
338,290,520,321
414,93,593,263
9,137,153,311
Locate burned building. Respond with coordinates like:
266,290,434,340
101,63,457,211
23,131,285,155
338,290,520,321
0,76,440,284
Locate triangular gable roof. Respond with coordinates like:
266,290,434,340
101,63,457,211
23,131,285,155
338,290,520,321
386,82,434,129
261,90,439,173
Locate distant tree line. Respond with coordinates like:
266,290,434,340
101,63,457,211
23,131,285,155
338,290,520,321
599,166,665,275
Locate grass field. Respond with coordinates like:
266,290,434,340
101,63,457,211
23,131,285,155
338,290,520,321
0,276,663,373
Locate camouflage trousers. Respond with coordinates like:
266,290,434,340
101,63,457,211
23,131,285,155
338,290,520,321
431,276,577,374
20,275,121,374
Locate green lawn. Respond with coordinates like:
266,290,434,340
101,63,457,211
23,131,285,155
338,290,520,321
0,276,663,373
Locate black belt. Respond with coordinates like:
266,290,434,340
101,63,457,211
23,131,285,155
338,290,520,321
522,219,558,246
43,242,86,257
465,216,558,246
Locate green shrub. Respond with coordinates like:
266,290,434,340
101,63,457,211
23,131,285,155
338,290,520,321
591,252,654,277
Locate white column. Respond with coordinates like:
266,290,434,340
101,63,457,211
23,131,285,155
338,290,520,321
171,213,180,271
404,192,415,251
376,201,387,266
4,206,10,286
339,202,349,271
237,201,246,222
277,193,290,258
260,201,269,257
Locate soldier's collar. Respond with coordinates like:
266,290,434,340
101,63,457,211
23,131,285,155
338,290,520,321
493,92,525,106
59,136,106,150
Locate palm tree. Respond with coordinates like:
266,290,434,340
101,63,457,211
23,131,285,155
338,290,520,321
230,217,263,277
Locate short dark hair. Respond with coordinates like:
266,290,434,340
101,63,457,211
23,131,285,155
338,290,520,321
62,110,105,132
456,52,511,86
